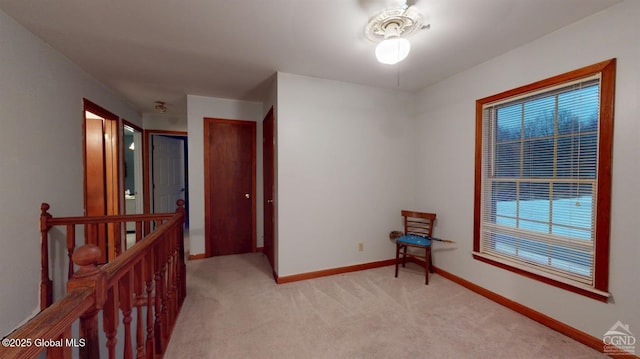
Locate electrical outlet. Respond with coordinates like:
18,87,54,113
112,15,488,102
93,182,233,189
358,242,364,252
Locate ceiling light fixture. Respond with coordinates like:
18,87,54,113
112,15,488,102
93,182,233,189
375,22,411,65
154,101,167,113
365,5,427,65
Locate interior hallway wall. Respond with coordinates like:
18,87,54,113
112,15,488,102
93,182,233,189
0,9,140,335
275,72,416,277
412,0,640,344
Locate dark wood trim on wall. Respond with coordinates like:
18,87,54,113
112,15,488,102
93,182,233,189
122,120,143,213
271,256,635,357
275,259,396,284
431,265,637,359
188,253,206,261
472,59,616,300
471,254,608,302
594,59,616,292
82,98,121,217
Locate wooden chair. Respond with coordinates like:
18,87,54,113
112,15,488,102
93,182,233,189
394,210,436,284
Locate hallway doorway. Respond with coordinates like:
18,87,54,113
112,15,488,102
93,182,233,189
204,118,256,257
83,99,120,263
144,130,189,226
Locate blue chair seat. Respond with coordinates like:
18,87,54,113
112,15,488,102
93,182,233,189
395,210,437,285
396,234,431,247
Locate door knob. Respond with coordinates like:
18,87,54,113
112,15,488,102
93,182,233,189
244,193,250,199
267,199,273,203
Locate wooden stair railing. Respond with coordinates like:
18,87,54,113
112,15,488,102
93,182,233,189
0,200,186,359
39,201,184,310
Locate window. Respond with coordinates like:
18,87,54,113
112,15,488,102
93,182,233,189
473,59,615,301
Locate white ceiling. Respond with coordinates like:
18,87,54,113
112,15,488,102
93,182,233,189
0,0,620,116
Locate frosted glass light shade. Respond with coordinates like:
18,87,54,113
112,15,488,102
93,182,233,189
375,37,411,65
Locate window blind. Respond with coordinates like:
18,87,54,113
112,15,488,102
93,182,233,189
479,76,600,285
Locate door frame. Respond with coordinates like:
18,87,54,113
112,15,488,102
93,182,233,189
82,99,120,262
262,107,276,270
203,118,257,258
142,130,188,219
83,99,120,216
122,120,144,215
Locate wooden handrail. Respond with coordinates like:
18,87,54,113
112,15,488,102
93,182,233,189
39,201,185,309
2,200,187,359
101,214,179,281
0,287,94,359
45,212,175,226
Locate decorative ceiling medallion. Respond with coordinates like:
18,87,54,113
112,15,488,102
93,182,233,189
364,7,424,43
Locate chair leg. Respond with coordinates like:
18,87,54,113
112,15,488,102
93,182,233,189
429,248,434,273
424,247,431,285
394,243,400,278
402,245,408,268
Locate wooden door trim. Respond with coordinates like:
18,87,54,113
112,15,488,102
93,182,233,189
83,99,120,216
262,107,275,270
203,118,257,258
122,120,143,206
142,130,188,216
122,119,143,156
82,99,120,262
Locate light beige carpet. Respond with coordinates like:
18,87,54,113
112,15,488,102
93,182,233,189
164,253,605,358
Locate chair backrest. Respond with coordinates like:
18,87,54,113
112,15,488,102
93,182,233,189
402,210,436,238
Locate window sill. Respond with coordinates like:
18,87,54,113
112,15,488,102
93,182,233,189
472,252,611,302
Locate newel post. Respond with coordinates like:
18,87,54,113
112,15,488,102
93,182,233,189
176,199,187,303
67,245,107,359
40,203,53,310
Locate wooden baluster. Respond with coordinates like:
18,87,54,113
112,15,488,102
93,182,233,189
172,230,179,324
119,271,133,359
172,227,182,309
135,221,142,243
134,261,145,358
143,219,150,238
103,287,118,359
160,235,170,346
86,223,97,246
145,254,155,358
106,223,115,261
165,233,175,328
40,203,53,310
153,245,163,353
154,243,165,354
176,199,187,304
171,227,180,319
112,222,122,259
66,224,76,279
47,327,72,359
169,229,180,323
67,245,107,359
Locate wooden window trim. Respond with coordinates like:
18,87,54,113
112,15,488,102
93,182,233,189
473,59,616,302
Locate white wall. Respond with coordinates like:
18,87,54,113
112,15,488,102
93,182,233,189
0,9,140,335
413,0,639,343
142,110,188,132
186,95,264,255
276,73,416,276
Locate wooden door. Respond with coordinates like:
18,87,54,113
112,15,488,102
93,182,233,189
83,100,120,263
152,135,186,213
204,118,256,257
262,108,275,269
